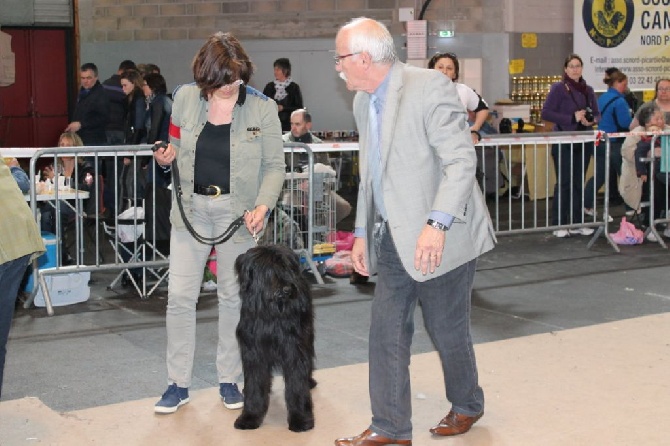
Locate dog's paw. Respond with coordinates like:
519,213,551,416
234,413,262,430
288,415,314,432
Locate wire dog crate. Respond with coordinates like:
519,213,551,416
263,168,337,283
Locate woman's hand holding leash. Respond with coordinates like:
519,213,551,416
245,205,268,240
152,141,175,167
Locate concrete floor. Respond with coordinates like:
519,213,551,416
2,230,670,444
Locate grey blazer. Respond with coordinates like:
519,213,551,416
353,62,496,281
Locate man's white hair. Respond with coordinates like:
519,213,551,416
340,17,397,65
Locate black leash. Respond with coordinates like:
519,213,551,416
153,142,246,245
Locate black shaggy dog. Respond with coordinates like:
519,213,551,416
233,244,316,432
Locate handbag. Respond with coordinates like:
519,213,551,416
609,217,643,245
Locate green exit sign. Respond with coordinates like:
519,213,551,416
438,30,454,38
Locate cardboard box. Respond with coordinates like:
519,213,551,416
34,270,91,307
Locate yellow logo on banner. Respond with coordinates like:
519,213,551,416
582,0,635,48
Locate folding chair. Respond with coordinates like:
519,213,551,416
102,205,169,298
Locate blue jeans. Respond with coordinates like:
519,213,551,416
165,194,254,388
0,254,31,398
368,225,483,439
552,142,591,225
584,138,623,209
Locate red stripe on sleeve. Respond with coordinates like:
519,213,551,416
169,119,180,140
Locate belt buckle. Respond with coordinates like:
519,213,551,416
209,185,221,198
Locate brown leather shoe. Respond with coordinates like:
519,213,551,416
334,428,412,445
429,410,483,436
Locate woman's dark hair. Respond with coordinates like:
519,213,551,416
603,68,627,87
563,53,583,68
192,32,254,99
144,73,167,95
427,52,459,80
120,69,144,101
273,58,292,77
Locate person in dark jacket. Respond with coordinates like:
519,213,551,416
262,58,304,132
142,73,173,255
119,69,147,204
65,63,110,146
102,60,136,145
142,73,172,145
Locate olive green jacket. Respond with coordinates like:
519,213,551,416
168,84,286,242
0,157,45,265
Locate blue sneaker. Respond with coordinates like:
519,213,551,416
219,383,244,409
154,383,190,414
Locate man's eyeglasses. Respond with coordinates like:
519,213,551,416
333,52,360,65
657,87,670,92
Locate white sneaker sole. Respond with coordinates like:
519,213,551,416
154,397,190,414
569,229,595,236
221,398,244,410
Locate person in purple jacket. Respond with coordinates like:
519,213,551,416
541,54,600,238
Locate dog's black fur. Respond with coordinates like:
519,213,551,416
233,244,316,432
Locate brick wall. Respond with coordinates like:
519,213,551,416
80,0,511,43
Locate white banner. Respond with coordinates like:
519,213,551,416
574,0,670,91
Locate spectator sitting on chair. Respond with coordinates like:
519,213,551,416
40,132,96,265
620,104,670,240
282,109,352,225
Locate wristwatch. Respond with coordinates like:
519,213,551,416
426,219,448,231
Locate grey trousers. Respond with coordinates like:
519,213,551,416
368,225,483,439
165,194,254,388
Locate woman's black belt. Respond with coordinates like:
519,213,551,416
194,184,229,197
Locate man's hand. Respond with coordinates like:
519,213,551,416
414,225,445,275
65,121,82,132
351,237,369,277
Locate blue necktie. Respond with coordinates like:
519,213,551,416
368,95,387,220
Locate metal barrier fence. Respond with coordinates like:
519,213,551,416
11,142,355,312
477,131,610,246
8,131,669,313
18,145,168,314
477,130,670,253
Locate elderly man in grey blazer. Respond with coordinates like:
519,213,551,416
333,18,496,446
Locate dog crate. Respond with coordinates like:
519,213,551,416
263,167,337,283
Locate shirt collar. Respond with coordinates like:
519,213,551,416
372,71,392,106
